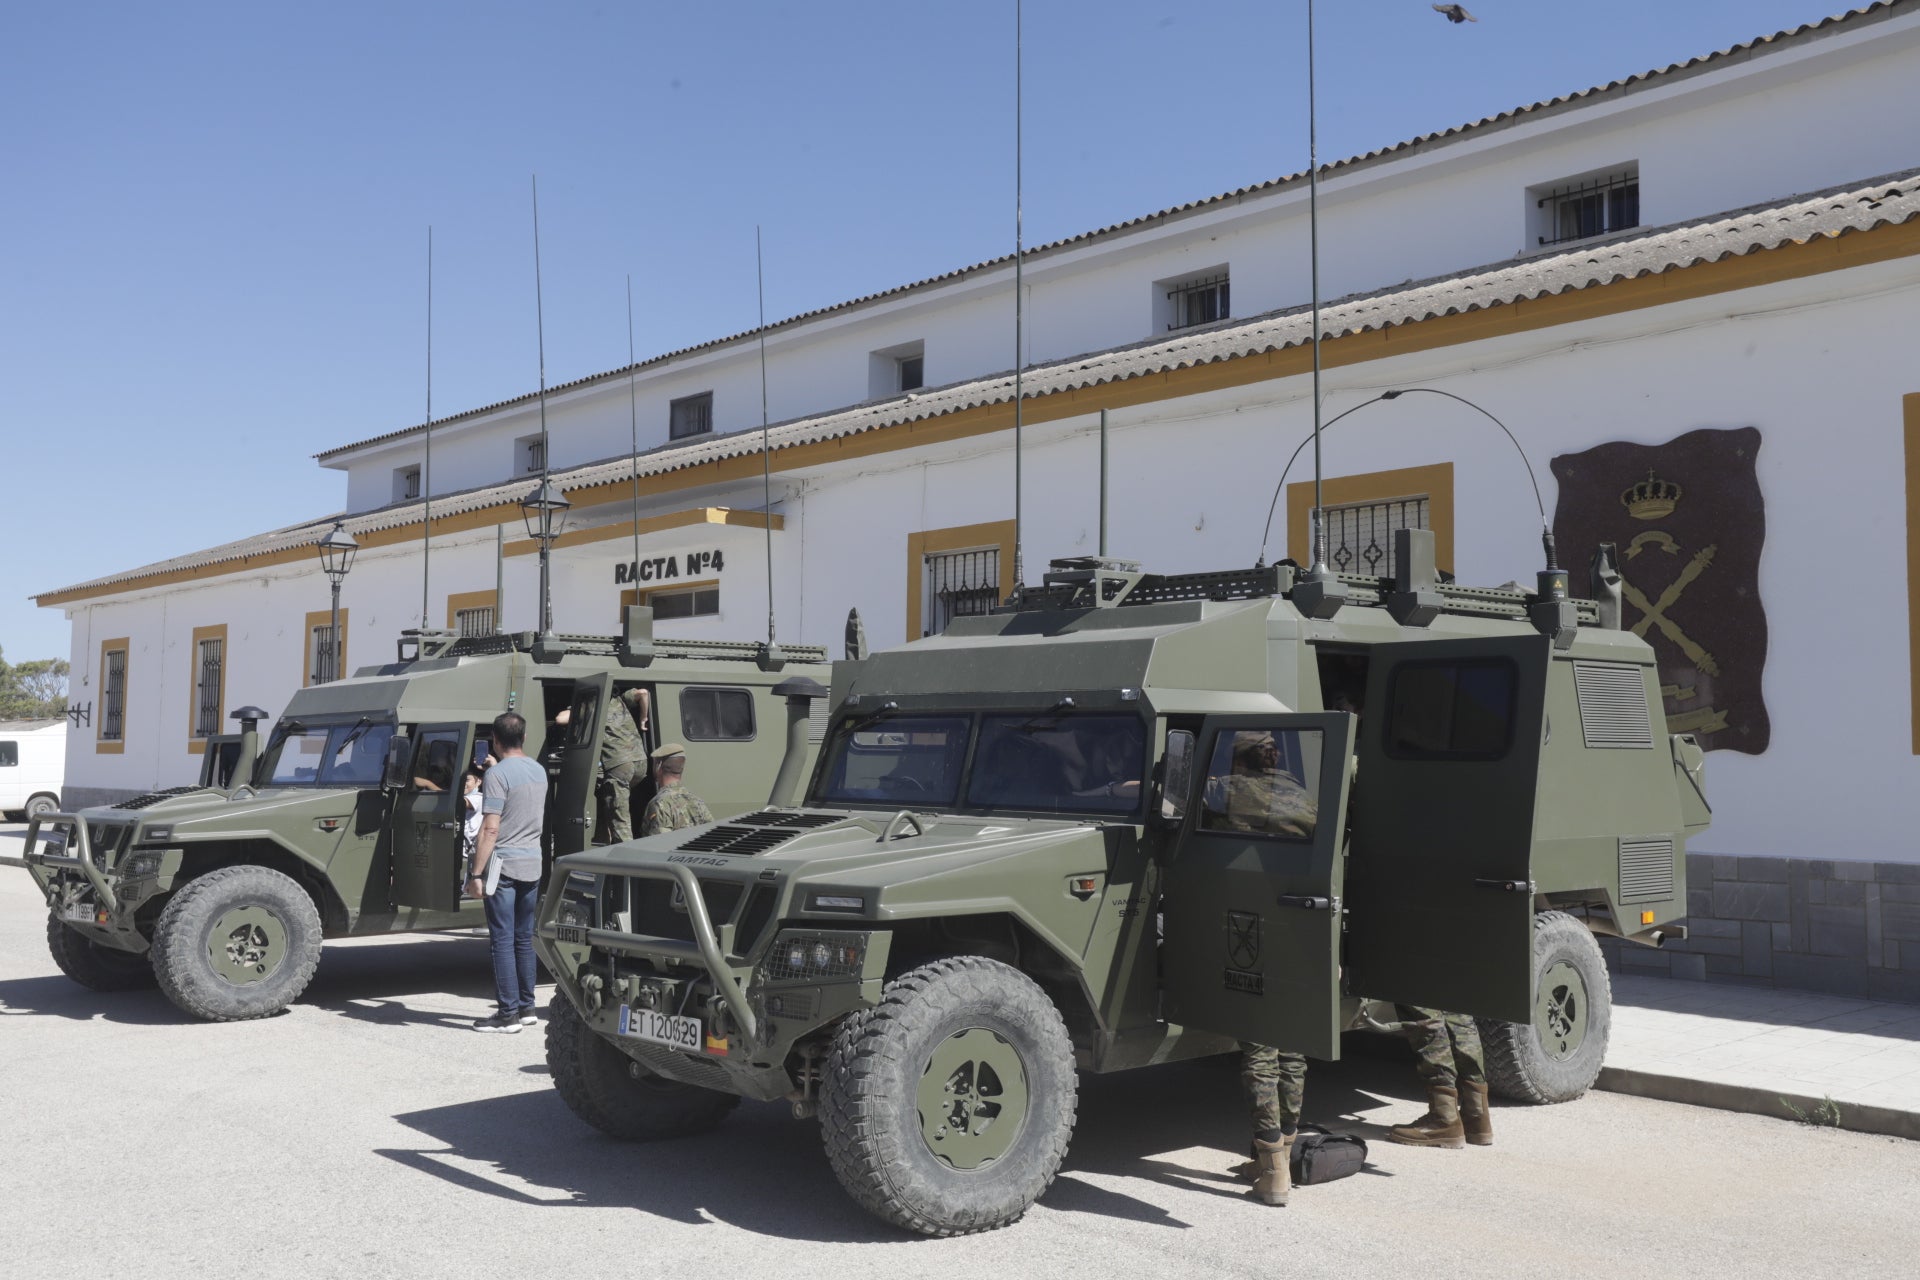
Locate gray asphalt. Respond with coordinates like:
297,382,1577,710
2,824,1915,1279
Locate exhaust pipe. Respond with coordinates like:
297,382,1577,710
229,706,270,790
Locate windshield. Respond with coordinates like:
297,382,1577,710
814,715,969,807
260,721,394,788
966,714,1145,815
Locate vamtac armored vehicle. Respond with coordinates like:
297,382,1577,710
8,615,828,1022
533,533,1711,1236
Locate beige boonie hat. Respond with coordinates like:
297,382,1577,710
651,742,688,761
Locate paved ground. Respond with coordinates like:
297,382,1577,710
2,827,1916,1277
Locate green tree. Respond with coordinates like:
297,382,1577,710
0,645,69,720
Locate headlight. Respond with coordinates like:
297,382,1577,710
766,929,868,983
120,853,163,881
555,872,599,929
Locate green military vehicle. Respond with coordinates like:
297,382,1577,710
533,533,1711,1236
10,618,828,1022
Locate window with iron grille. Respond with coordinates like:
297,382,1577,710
649,586,719,620
309,624,337,685
396,465,421,501
1160,270,1230,332
670,392,714,440
193,636,224,738
454,606,495,638
515,433,545,475
1533,166,1639,247
924,548,1000,637
1311,494,1430,580
102,648,127,741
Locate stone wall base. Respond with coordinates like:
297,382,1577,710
1600,852,1920,1003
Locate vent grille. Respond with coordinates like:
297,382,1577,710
626,1038,734,1089
1619,837,1676,902
808,697,830,744
1574,662,1653,749
111,786,200,810
676,825,800,855
730,810,843,830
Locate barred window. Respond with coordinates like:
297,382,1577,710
924,547,1000,637
454,606,495,638
309,624,338,685
670,391,714,440
1159,269,1230,332
1312,494,1430,580
193,636,224,738
102,648,127,741
1534,167,1639,248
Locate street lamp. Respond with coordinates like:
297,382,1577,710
315,521,358,683
519,478,570,632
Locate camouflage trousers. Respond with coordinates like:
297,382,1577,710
598,764,636,843
1394,1006,1485,1088
1238,1042,1307,1134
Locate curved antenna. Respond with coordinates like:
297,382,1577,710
1255,387,1551,566
626,275,641,595
756,226,775,646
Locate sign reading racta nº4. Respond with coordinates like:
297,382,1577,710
1550,427,1769,754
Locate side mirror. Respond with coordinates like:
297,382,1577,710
1153,729,1195,828
383,733,413,790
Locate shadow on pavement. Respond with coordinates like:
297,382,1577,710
0,973,180,1025
379,1046,1434,1239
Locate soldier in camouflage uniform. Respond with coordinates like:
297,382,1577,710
641,742,714,836
1386,1005,1492,1148
598,688,651,843
1202,732,1318,838
1235,1042,1307,1206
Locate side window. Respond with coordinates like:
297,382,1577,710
409,729,463,792
568,686,601,747
1384,659,1517,759
680,687,755,741
0,741,16,767
1197,727,1323,841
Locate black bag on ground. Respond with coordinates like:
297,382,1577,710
1290,1124,1367,1184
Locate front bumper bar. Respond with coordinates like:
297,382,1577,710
15,813,118,912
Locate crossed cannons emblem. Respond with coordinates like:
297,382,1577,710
1623,530,1720,677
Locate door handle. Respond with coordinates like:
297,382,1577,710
433,822,460,831
570,817,590,826
1474,878,1536,893
1278,894,1340,911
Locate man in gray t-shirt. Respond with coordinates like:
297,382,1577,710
469,711,546,1032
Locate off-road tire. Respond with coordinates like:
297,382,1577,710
25,792,60,820
151,865,323,1021
45,913,157,991
1479,910,1612,1104
820,956,1077,1237
545,993,739,1139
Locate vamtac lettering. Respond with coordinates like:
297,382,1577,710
614,548,726,585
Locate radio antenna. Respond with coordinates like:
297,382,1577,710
1010,0,1026,591
531,175,557,633
756,226,776,646
421,225,433,630
626,275,641,597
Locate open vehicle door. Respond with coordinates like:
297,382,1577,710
391,723,469,913
1161,712,1354,1060
553,673,611,857
1345,635,1551,1024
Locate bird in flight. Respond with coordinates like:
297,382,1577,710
1433,3,1478,22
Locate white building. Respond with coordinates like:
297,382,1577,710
36,3,1920,997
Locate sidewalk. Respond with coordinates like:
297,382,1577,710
1601,973,1920,1140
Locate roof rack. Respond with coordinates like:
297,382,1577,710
401,628,827,665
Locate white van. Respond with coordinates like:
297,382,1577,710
0,720,66,820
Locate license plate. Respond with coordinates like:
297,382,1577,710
555,924,588,946
61,901,95,924
618,1004,702,1053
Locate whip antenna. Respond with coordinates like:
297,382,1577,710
626,275,641,596
1011,0,1025,591
756,227,776,646
421,226,433,630
531,175,557,633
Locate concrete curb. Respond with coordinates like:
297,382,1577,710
1597,1066,1920,1142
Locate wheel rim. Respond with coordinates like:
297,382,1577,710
915,1027,1029,1171
27,797,55,817
1535,959,1589,1060
206,904,288,986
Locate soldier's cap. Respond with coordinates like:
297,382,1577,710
651,742,688,761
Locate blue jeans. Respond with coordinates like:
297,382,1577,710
485,876,541,1014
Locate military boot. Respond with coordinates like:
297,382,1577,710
1386,1085,1466,1148
1249,1135,1293,1206
1458,1080,1493,1146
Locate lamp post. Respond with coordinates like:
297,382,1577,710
519,478,570,633
315,521,359,683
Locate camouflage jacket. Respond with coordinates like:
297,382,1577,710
642,782,714,836
1204,772,1318,838
601,695,647,773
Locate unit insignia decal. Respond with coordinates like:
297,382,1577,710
1226,910,1262,971
1550,426,1769,754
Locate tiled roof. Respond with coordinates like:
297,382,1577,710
313,1,1915,463
41,166,1920,603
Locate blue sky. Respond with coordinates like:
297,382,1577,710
0,0,1840,661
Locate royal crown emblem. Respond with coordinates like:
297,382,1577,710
1621,469,1681,520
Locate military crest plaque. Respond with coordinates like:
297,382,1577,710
1550,427,1769,754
